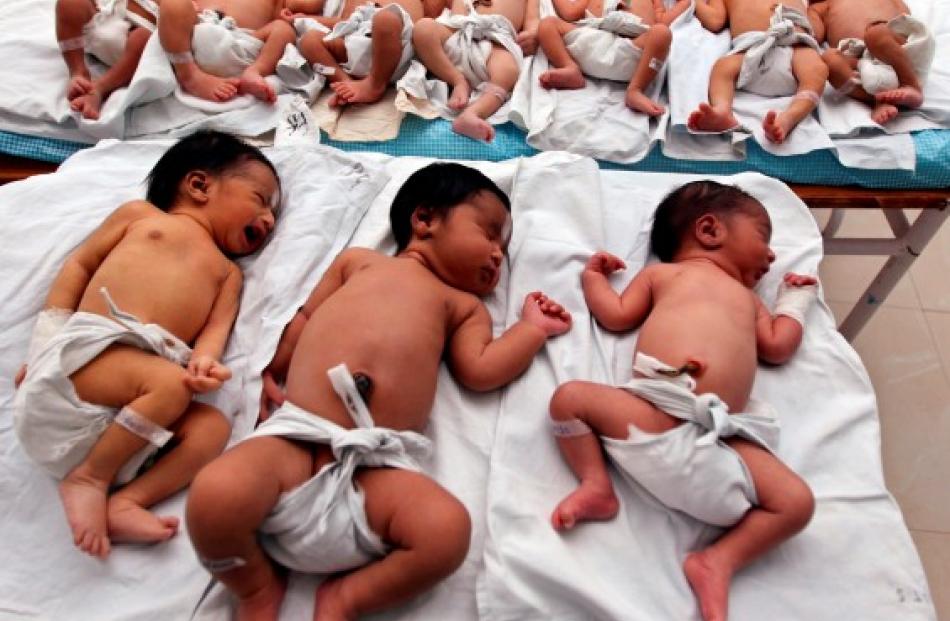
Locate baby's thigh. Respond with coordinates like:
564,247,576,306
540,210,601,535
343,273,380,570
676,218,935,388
551,380,680,438
357,468,471,552
725,437,813,511
69,344,188,408
790,45,826,77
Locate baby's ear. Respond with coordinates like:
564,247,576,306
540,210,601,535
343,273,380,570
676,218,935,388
183,171,211,205
410,205,438,239
694,213,725,249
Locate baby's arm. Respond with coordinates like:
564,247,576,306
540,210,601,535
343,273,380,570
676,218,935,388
807,1,828,43
656,0,691,26
448,292,571,391
15,201,152,387
258,249,359,416
285,0,324,15
755,273,818,364
184,264,243,393
692,0,727,33
582,252,653,332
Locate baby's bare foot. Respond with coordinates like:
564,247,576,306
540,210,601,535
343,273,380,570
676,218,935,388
59,468,110,558
239,67,277,103
762,109,794,143
452,110,495,142
871,102,899,124
314,578,355,621
237,576,287,621
539,66,586,90
181,68,240,102
330,78,387,106
448,79,472,110
687,102,738,132
684,550,732,621
70,88,104,120
875,86,923,109
107,496,178,544
550,482,619,531
67,73,93,102
625,87,665,116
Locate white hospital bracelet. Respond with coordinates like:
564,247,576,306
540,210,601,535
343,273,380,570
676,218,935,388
166,50,194,64
59,36,86,52
27,308,72,362
773,281,818,326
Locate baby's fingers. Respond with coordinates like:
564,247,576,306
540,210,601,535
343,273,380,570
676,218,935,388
209,362,232,382
184,374,222,393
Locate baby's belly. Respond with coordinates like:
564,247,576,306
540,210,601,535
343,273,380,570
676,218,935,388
728,0,808,37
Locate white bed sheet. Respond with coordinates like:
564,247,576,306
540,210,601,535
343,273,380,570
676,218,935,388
0,143,936,621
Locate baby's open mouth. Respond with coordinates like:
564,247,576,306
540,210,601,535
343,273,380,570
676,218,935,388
244,225,261,247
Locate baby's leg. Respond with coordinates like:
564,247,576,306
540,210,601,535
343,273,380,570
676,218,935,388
625,23,672,116
56,0,97,101
864,21,923,109
107,401,229,545
329,9,405,106
822,48,898,124
537,16,585,90
159,0,239,101
314,468,471,620
241,20,297,103
452,44,517,142
548,380,679,531
71,26,151,119
762,46,827,143
412,18,471,109
187,436,315,621
687,52,742,131
299,29,350,83
63,345,195,558
684,439,814,621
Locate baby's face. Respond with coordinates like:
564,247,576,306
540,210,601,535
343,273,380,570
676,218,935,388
430,191,512,296
724,207,775,287
209,161,280,256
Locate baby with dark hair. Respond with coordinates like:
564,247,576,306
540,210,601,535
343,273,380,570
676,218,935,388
547,180,819,621
13,130,279,559
186,162,571,620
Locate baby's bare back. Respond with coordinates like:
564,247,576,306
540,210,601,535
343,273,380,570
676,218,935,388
285,256,471,433
78,212,232,344
197,0,282,29
821,0,905,45
724,0,807,37
635,263,759,412
452,0,526,30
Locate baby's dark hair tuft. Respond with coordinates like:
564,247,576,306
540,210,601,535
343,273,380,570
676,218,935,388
145,130,278,211
650,180,762,262
389,163,510,252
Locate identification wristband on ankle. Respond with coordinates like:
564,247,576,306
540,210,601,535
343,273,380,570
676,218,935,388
835,76,859,98
648,57,664,71
59,36,86,51
200,556,247,573
793,90,820,105
552,418,592,437
166,50,194,64
116,406,174,447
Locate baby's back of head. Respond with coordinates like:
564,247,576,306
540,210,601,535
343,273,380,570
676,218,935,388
650,180,762,262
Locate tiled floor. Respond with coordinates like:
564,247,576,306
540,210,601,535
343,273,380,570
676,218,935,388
815,208,950,620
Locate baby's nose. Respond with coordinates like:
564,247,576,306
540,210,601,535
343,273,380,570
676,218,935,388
767,249,776,263
491,248,503,267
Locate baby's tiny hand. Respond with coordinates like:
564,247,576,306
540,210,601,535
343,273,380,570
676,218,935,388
280,7,304,21
185,355,232,393
783,273,818,287
523,291,572,337
585,252,626,276
14,363,26,389
517,28,539,55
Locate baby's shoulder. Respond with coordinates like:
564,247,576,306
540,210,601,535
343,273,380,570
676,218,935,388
112,199,162,222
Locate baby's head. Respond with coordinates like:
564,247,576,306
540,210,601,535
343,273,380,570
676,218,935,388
651,180,775,287
146,130,280,256
390,163,512,296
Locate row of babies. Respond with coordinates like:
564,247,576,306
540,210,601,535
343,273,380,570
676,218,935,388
58,0,933,143
14,129,819,621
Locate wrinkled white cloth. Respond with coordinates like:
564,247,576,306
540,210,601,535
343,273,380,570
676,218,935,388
253,364,432,574
191,9,263,78
837,14,935,95
564,11,648,82
323,3,414,80
84,0,158,66
730,4,819,97
603,352,780,527
13,288,191,484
